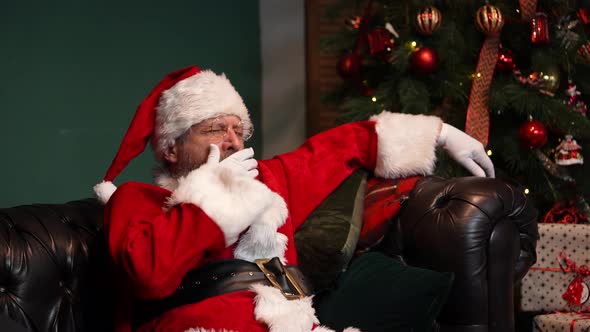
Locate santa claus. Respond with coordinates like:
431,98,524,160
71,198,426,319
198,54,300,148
94,65,494,332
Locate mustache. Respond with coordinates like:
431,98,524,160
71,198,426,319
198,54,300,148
220,148,238,161
176,147,241,178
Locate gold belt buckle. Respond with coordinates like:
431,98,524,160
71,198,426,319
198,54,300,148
255,258,305,300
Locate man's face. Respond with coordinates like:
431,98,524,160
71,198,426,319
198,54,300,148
166,115,247,177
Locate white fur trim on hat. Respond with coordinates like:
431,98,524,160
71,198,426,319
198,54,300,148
166,163,277,247
370,112,442,178
93,181,117,204
153,70,251,159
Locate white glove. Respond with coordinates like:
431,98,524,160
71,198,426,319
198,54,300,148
207,145,259,178
437,123,495,178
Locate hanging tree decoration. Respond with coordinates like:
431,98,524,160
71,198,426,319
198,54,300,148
367,27,395,61
337,53,362,80
410,47,439,75
345,16,362,30
415,6,442,35
519,117,548,149
566,82,588,116
555,134,584,165
474,4,504,34
464,4,505,146
344,0,363,30
531,12,550,45
336,0,374,89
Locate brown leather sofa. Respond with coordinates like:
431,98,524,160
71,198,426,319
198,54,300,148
0,176,538,332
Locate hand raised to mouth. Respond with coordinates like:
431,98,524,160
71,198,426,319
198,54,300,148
208,145,259,179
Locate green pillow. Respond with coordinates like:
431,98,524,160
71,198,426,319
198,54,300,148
294,170,367,292
314,252,454,332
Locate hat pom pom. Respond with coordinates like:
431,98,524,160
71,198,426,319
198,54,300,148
94,181,117,204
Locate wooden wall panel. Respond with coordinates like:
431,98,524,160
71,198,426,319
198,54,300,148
305,0,352,137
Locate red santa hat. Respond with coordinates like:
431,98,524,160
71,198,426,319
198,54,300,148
93,65,251,204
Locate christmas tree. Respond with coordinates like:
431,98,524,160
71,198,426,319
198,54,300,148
322,0,590,221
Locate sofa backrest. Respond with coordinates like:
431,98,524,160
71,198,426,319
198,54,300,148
0,173,368,331
0,199,112,332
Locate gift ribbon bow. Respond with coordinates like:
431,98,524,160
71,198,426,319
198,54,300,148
558,251,590,309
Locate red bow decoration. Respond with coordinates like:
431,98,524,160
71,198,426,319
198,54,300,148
558,251,590,310
543,202,589,224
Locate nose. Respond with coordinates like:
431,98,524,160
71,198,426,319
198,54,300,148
221,127,244,151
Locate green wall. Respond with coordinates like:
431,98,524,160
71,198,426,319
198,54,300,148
0,1,261,206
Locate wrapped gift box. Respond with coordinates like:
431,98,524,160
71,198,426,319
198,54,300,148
533,313,590,332
520,223,590,312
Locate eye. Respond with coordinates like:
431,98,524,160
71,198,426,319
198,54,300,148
207,125,227,134
233,126,245,137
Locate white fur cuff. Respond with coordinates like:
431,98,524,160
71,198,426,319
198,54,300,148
370,112,442,178
252,284,319,332
252,284,361,332
167,164,278,247
234,193,289,263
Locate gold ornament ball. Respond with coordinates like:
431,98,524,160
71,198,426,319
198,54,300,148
416,6,442,35
475,4,504,36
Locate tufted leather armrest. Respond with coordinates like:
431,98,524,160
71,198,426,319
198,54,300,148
0,199,111,332
379,176,539,332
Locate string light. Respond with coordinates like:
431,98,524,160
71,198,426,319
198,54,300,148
371,96,377,102
411,41,417,48
486,149,492,156
476,72,482,78
524,188,530,195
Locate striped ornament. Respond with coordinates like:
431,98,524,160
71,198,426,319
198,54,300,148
415,6,442,35
475,5,504,36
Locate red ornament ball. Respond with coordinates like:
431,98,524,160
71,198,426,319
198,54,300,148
496,47,515,72
519,119,548,149
410,47,438,75
337,53,362,80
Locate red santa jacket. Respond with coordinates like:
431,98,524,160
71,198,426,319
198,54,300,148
103,112,442,332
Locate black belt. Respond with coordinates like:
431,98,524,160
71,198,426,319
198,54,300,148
131,257,312,330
